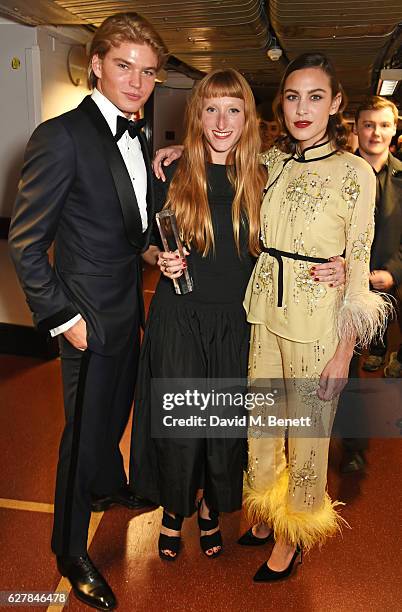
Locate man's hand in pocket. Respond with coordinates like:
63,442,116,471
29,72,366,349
64,318,87,351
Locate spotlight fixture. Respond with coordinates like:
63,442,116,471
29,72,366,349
267,37,282,62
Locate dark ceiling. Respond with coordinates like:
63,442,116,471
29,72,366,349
0,0,401,115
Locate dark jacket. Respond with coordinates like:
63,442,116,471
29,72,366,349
357,151,402,288
9,96,154,355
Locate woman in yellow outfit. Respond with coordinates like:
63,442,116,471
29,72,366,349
241,53,391,581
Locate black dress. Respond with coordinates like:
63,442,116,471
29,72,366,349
130,162,255,516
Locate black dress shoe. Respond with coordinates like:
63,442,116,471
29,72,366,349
340,450,366,474
91,485,155,512
238,527,274,546
57,554,116,610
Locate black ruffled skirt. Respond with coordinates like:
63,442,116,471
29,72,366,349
130,298,249,516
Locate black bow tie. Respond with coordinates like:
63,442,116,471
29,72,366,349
115,116,146,142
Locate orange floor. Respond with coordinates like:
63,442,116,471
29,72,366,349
0,266,401,612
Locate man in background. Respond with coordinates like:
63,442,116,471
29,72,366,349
355,96,401,374
341,95,402,472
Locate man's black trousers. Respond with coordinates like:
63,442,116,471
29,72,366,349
51,329,139,556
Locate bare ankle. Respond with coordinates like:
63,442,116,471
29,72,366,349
252,522,271,538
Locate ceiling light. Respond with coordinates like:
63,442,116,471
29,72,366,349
267,37,282,62
378,68,402,96
379,80,398,95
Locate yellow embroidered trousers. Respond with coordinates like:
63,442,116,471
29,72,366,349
244,323,346,550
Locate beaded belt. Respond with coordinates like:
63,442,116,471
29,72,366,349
260,247,327,307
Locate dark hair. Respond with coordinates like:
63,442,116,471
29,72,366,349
273,52,350,153
355,95,399,125
88,12,168,89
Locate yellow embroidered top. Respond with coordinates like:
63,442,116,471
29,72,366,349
244,141,388,344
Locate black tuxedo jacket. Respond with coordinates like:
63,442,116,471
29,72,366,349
9,96,154,355
369,152,402,288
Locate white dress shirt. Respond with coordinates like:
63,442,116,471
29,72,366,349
50,88,148,338
91,88,148,232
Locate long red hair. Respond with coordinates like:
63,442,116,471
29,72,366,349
165,68,266,256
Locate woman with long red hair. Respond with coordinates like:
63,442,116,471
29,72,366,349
131,68,266,560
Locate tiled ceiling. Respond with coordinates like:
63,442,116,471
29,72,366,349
0,0,401,111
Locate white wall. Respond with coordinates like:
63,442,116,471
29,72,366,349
0,22,91,219
0,21,38,218
37,26,91,122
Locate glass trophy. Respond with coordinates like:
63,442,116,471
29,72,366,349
156,209,193,294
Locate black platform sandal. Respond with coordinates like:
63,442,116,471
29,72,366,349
158,511,184,561
197,500,223,558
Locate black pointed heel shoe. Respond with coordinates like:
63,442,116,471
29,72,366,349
197,500,223,558
158,511,184,561
238,527,274,546
253,546,302,582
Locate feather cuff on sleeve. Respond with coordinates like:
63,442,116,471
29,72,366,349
335,290,394,348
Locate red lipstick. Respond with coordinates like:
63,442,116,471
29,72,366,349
294,121,312,128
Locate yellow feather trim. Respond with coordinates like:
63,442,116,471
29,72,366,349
243,470,349,551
